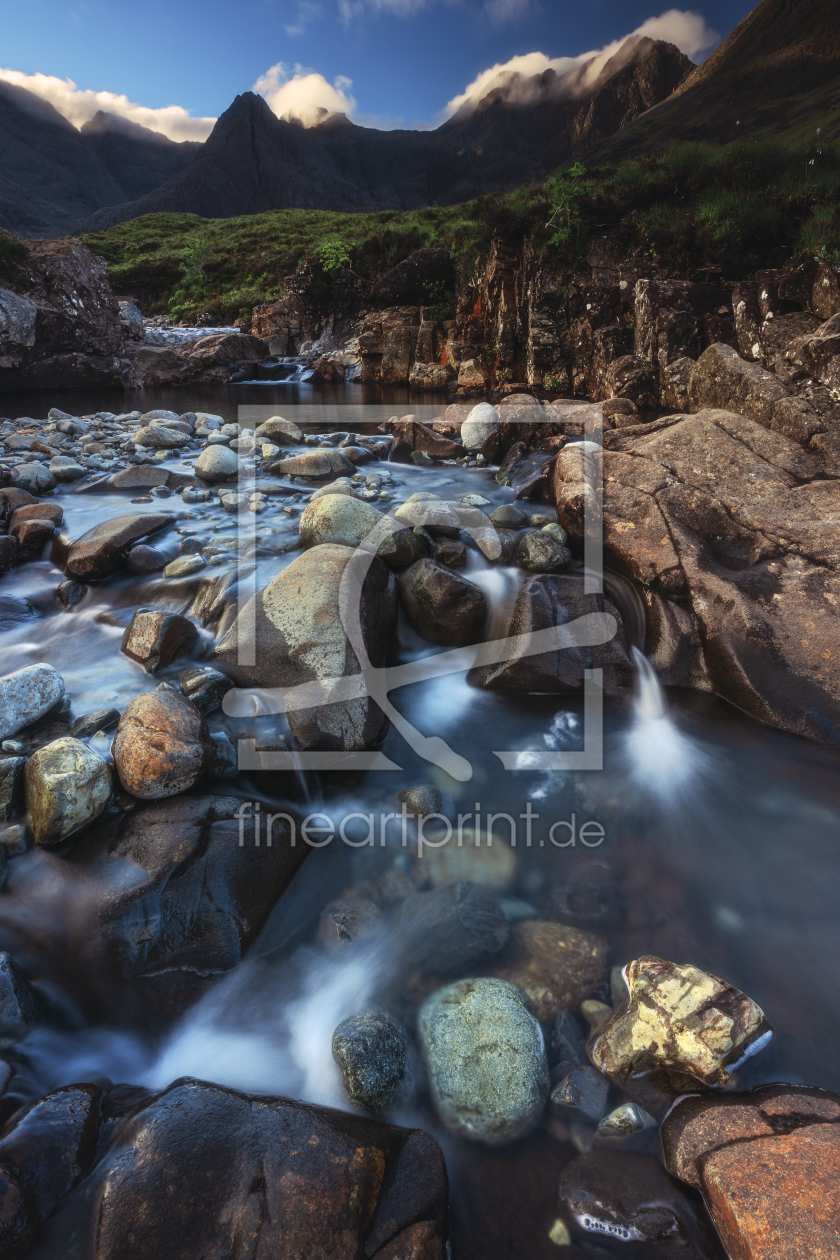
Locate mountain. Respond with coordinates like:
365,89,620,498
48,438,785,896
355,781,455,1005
78,37,691,231
0,83,202,238
588,0,840,160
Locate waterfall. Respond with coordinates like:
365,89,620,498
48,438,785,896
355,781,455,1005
624,646,711,802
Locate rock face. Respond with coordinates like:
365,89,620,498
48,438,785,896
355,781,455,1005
212,544,397,751
399,560,487,647
59,513,175,582
662,1084,840,1260
332,1011,409,1112
589,956,772,1115
120,609,199,674
0,238,126,393
112,691,213,800
0,664,64,741
25,1080,448,1260
688,342,821,442
24,738,112,845
419,977,549,1144
491,921,609,1022
563,410,840,740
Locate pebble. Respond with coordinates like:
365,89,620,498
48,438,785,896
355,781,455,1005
48,456,86,481
550,1065,610,1123
0,758,25,822
559,1151,705,1245
419,977,549,1144
0,825,30,856
517,531,571,574
493,921,609,1022
164,554,207,578
54,580,86,606
332,1010,408,1112
69,709,120,739
542,522,569,547
397,784,455,819
125,545,167,575
0,664,65,742
597,1103,657,1139
178,666,233,715
489,503,528,529
24,737,112,845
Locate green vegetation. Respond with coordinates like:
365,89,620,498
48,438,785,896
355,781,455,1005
82,133,840,324
0,231,28,283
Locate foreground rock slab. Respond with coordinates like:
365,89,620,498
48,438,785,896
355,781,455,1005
58,513,175,582
24,1079,448,1259
662,1084,840,1260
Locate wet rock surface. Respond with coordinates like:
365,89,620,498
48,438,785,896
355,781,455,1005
399,559,487,647
119,609,199,673
332,1010,409,1112
24,738,112,846
400,882,510,974
492,921,609,1022
0,667,64,743
112,690,213,799
419,978,549,1144
59,513,175,582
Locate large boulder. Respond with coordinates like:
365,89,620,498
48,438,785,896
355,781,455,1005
299,493,383,549
212,544,397,751
0,795,307,1027
687,343,822,443
57,513,175,582
26,1080,448,1259
0,239,126,392
560,410,840,741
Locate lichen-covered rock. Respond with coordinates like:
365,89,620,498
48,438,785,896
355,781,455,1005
0,663,64,741
516,530,571,574
419,977,549,1144
24,737,112,845
492,920,609,1022
112,691,213,799
590,956,772,1104
332,1010,408,1111
120,609,199,674
688,342,821,442
299,493,382,549
212,544,397,752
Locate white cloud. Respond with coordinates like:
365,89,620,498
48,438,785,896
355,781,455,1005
338,0,432,21
253,62,357,126
0,67,216,141
441,8,718,118
285,0,322,36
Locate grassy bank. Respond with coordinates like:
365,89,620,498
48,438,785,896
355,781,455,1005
80,136,840,325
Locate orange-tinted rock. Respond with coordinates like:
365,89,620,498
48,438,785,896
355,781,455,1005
702,1124,840,1259
112,690,212,799
492,920,608,1021
120,609,199,674
375,1220,445,1259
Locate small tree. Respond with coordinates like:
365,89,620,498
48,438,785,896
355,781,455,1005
181,236,212,279
545,162,588,261
320,240,352,272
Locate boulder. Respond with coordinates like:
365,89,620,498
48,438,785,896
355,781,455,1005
784,311,840,393
299,493,382,549
9,502,62,531
387,418,460,462
419,978,549,1144
399,559,487,647
661,1084,840,1260
491,921,609,1022
69,709,120,739
253,415,303,443
399,882,510,974
332,1011,409,1111
27,1080,448,1259
106,466,170,491
688,343,822,442
0,664,64,741
604,355,658,408
47,456,86,483
112,691,213,799
24,738,112,845
177,666,233,715
120,610,199,674
590,955,772,1116
59,513,175,582
393,497,459,535
178,331,269,371
212,544,397,751
124,544,166,575
9,463,55,495
408,362,456,390
10,518,55,561
268,449,355,479
571,411,840,738
516,530,571,573
470,573,632,696
132,425,186,449
461,403,500,452
193,444,239,483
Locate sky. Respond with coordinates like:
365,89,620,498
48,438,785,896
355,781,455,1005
0,0,756,140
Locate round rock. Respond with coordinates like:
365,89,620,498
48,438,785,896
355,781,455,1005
461,403,500,452
112,691,213,800
517,531,571,574
419,977,549,1144
299,494,382,549
0,664,65,742
125,545,166,575
332,1010,408,1112
399,559,486,646
24,737,112,845
194,444,240,483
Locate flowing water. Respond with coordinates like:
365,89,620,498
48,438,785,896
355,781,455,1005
1,381,839,1256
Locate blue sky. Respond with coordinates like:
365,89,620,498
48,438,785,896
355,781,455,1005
1,0,755,138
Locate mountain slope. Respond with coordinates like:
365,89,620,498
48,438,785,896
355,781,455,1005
0,85,201,238
80,38,691,231
589,0,840,160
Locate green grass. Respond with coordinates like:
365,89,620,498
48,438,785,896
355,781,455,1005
80,134,840,324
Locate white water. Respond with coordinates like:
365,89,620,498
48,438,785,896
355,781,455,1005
623,646,712,803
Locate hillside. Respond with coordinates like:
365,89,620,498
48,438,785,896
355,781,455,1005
0,82,201,238
79,38,691,231
588,0,840,161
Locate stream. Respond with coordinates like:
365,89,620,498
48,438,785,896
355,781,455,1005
1,380,839,1258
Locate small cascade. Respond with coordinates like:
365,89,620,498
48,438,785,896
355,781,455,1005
624,646,711,802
